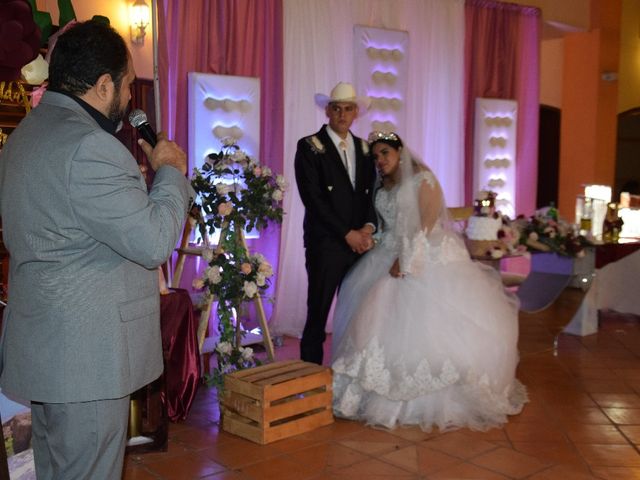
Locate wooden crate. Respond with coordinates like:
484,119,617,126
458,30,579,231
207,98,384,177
221,360,334,444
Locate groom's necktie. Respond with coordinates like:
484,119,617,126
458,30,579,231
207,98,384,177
339,140,355,188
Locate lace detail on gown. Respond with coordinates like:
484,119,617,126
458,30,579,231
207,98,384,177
333,338,461,401
374,172,469,270
333,338,527,430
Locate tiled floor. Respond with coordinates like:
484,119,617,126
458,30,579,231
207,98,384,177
124,287,640,479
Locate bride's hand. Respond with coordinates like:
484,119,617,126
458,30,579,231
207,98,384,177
389,259,405,278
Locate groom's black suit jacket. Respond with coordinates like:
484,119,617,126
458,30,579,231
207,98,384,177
295,125,377,252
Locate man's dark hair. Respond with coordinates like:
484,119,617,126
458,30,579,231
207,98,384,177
48,21,129,96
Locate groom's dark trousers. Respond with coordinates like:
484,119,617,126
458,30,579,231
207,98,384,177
301,247,358,364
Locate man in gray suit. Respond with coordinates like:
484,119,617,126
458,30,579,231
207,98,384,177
0,21,192,479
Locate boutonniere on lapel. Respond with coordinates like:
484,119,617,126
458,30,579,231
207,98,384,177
361,139,369,155
327,186,334,191
306,135,326,154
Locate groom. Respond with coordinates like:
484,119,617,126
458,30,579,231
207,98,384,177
295,82,377,364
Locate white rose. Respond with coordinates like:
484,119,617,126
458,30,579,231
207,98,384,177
232,150,248,164
192,278,205,290
276,175,287,189
272,190,283,202
256,273,266,287
490,248,504,259
21,54,49,85
202,248,215,262
243,281,258,298
263,166,272,177
206,267,222,284
258,261,273,277
218,202,233,216
216,184,232,195
216,341,233,355
241,347,254,361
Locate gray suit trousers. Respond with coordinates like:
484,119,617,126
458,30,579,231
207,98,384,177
31,396,130,480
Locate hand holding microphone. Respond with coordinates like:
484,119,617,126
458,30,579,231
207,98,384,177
128,109,187,175
128,109,157,147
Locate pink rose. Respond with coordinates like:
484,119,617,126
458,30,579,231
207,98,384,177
217,202,233,216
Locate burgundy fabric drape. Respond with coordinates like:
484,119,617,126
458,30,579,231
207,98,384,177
160,289,200,422
157,0,284,318
464,0,541,215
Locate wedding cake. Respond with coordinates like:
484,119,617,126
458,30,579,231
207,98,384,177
465,191,505,257
466,216,502,241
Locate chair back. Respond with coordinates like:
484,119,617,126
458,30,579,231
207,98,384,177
448,206,473,233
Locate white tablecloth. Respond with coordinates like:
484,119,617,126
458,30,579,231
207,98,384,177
564,249,640,336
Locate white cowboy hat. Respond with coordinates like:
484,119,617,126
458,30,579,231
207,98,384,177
314,82,371,111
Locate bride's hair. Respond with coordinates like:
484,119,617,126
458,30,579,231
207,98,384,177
368,131,403,151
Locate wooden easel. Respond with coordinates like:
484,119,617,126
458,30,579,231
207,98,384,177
171,217,275,372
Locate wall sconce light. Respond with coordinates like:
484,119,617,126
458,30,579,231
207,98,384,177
130,0,150,44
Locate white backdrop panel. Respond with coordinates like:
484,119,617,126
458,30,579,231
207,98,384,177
187,72,260,173
473,98,518,218
355,26,409,137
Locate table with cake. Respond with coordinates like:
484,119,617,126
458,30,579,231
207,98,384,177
463,191,515,263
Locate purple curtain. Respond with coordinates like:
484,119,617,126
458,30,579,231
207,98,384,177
157,0,284,318
464,0,541,215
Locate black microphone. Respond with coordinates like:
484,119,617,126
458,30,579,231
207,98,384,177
128,109,157,147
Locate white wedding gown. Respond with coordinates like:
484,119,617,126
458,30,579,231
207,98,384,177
332,171,527,432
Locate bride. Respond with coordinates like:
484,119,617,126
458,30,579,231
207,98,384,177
331,132,527,432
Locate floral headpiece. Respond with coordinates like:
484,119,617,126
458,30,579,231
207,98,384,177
368,131,400,144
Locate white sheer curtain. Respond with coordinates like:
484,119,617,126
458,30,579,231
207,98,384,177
272,0,465,338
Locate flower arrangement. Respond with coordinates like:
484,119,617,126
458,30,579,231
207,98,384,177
191,138,286,234
475,216,527,259
190,138,286,391
509,207,591,258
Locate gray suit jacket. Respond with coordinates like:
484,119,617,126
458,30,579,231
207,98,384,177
0,91,192,403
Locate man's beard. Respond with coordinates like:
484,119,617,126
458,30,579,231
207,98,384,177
107,90,128,124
